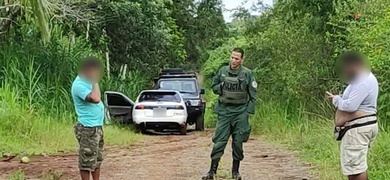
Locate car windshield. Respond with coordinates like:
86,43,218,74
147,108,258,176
138,91,181,103
158,80,197,93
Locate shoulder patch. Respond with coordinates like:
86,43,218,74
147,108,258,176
251,81,258,88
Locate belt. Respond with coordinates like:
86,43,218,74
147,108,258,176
334,114,377,141
219,100,248,106
76,122,102,129
344,114,377,126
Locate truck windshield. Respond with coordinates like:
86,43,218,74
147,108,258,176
158,80,197,93
138,91,181,103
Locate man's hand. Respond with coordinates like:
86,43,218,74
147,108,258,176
86,83,101,103
326,91,334,101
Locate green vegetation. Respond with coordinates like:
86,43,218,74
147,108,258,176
202,0,390,179
0,0,227,156
2,0,390,179
250,101,390,179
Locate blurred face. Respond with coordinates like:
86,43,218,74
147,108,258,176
230,51,243,70
341,63,362,82
84,66,102,82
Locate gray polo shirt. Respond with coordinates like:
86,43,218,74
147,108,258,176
332,71,378,113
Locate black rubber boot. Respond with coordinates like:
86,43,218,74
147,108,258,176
232,160,242,180
201,159,219,180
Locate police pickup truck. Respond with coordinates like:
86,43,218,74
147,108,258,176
153,68,206,131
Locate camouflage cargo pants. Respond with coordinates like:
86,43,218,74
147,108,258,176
74,122,104,172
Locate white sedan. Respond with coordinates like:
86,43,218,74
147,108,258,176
104,90,189,135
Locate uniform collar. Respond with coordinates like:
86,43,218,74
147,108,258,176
228,64,242,75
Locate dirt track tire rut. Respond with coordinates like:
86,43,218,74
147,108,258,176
0,129,316,180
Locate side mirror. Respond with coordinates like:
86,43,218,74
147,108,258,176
200,88,205,94
185,101,190,107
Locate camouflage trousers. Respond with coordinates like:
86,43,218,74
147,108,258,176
74,122,104,172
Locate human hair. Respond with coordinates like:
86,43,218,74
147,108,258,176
79,56,102,72
339,51,365,66
232,47,244,58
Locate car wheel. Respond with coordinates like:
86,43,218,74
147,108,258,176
135,124,146,134
195,115,205,131
179,124,187,135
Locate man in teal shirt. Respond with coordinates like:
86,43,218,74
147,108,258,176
71,56,104,180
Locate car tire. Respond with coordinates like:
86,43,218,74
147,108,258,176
195,115,205,131
135,124,146,134
179,124,187,135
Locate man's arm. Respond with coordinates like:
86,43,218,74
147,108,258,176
332,84,369,112
246,71,258,114
211,68,223,95
74,82,101,103
87,83,101,103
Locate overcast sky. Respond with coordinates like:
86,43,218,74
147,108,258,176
222,0,274,22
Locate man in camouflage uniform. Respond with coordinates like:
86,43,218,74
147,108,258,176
202,47,258,180
71,57,105,180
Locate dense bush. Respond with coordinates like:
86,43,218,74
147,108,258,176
201,0,390,178
327,0,390,127
2,0,389,178
203,0,390,121
0,0,228,154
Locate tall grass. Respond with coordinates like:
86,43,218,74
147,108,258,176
0,81,77,155
0,66,143,156
100,66,148,100
0,26,145,156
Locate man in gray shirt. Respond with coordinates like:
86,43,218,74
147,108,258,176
327,51,379,180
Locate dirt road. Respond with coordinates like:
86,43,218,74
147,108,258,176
0,129,316,180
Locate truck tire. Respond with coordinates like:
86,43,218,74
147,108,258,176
195,115,205,131
179,124,187,135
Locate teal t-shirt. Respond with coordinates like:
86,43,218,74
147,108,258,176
71,76,104,127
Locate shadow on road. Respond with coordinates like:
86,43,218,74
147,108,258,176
141,129,197,136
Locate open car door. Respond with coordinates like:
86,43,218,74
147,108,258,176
104,91,134,124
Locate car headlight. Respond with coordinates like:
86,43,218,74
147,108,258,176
189,100,201,106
